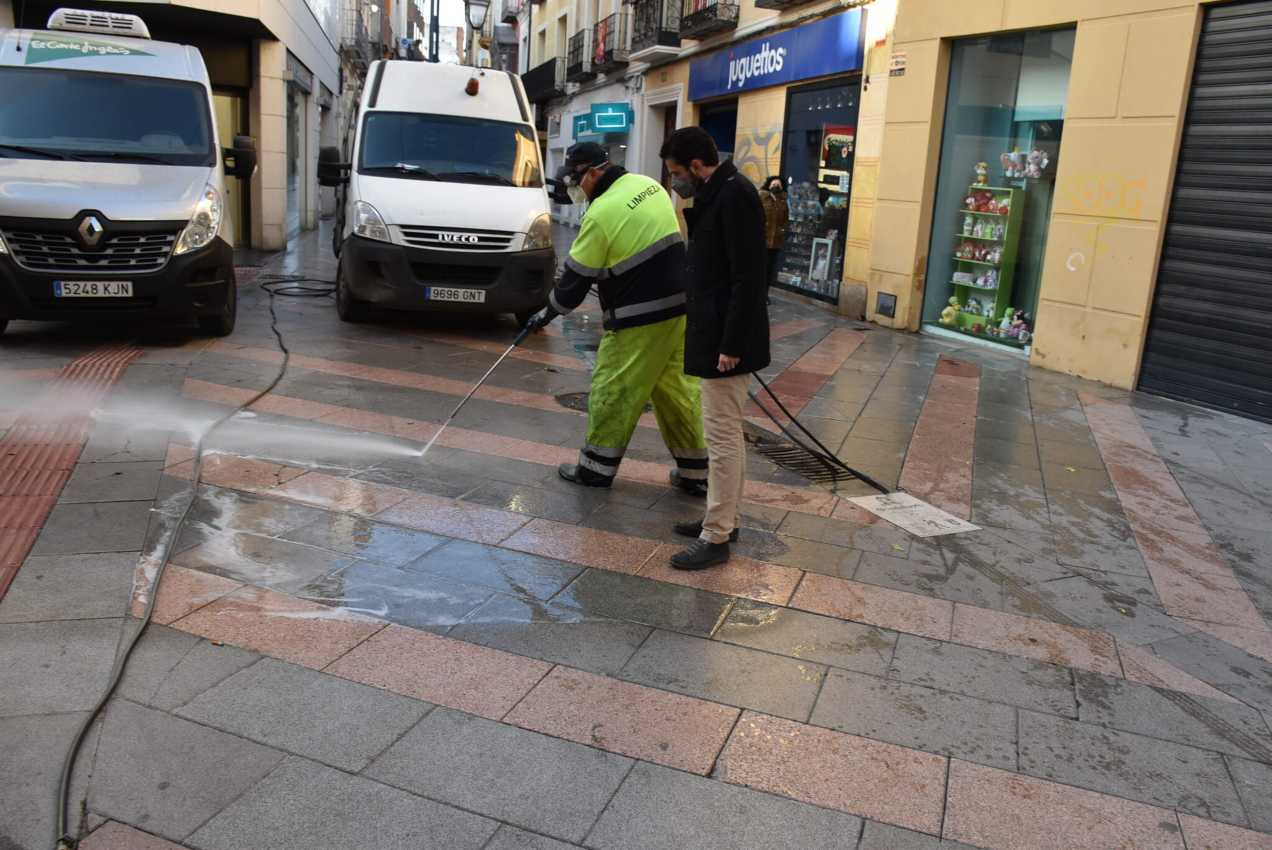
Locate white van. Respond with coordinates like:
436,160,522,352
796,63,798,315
319,61,554,326
0,9,256,337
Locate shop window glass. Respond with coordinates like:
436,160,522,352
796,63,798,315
700,100,738,161
776,78,860,304
922,29,1074,349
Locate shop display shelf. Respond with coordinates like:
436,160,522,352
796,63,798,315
964,210,1007,217
952,325,1028,348
954,258,1000,267
954,280,998,290
957,234,1003,241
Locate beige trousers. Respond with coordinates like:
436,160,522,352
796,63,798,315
700,374,750,544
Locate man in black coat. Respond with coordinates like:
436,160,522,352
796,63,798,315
660,127,771,570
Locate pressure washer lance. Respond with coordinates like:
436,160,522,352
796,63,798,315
417,322,536,461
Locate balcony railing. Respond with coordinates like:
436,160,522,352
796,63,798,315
680,0,737,39
340,4,385,69
591,11,630,74
629,0,680,58
521,56,567,102
502,0,523,22
566,30,595,82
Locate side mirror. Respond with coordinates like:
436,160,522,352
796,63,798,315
318,145,350,187
223,135,257,179
546,177,570,205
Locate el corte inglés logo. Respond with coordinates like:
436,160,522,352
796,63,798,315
25,34,152,64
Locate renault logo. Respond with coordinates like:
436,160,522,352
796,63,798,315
77,215,104,248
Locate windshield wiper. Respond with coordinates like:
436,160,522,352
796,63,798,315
0,144,82,160
363,162,438,180
88,152,172,164
440,171,515,186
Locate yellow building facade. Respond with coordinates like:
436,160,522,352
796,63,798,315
869,0,1267,411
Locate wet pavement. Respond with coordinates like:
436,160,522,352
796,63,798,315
2,222,1272,849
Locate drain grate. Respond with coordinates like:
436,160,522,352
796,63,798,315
555,392,651,414
743,421,860,485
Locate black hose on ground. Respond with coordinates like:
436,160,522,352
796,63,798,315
52,279,303,849
749,372,891,495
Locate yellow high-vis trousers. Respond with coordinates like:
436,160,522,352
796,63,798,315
578,315,707,483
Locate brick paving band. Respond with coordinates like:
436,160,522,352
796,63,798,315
1083,393,1272,662
0,343,142,599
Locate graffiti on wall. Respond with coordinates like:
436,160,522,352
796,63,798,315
732,126,781,185
1059,172,1151,220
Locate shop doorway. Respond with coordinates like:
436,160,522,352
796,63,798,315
775,77,860,303
213,91,249,247
285,81,308,240
1139,0,1272,423
699,99,737,161
652,102,677,191
921,29,1075,349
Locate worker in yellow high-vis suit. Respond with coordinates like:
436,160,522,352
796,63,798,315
527,142,707,494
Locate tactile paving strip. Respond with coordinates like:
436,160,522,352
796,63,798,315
0,342,142,598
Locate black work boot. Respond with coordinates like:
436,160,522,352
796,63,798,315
673,520,739,542
670,539,730,571
558,463,613,488
668,469,707,498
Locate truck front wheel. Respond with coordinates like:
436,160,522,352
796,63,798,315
198,274,237,337
335,260,370,323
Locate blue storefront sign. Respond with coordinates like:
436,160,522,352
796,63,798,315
688,9,865,102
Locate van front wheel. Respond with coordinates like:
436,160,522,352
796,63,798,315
336,261,370,323
198,275,237,337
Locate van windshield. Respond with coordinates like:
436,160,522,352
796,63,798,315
0,67,214,167
359,112,543,188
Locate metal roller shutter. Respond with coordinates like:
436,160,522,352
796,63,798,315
1138,0,1272,423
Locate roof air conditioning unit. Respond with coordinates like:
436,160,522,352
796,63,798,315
46,8,152,39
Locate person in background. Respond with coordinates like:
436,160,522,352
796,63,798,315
759,175,788,300
660,127,771,570
526,142,709,495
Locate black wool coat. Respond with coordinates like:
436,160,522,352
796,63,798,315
681,160,772,379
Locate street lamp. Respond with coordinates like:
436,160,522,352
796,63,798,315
465,0,490,31
464,0,490,65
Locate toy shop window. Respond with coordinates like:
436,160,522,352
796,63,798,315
920,27,1075,348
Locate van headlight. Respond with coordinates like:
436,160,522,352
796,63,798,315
174,185,223,255
353,201,391,243
0,230,8,256
523,214,552,251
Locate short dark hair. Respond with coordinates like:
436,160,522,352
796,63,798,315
765,175,783,190
660,127,720,168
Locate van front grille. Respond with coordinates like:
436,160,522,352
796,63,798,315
399,226,516,252
3,229,178,274
411,263,503,287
